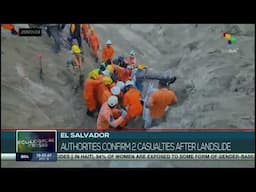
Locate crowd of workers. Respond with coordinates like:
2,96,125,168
1,24,178,131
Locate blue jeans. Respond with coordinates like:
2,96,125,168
135,81,144,92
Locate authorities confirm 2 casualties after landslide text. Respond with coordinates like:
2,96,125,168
59,142,232,152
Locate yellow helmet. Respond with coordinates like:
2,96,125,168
72,45,81,54
137,64,146,70
106,65,114,73
103,76,113,85
88,69,99,79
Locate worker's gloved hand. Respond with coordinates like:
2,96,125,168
120,109,127,118
11,29,18,35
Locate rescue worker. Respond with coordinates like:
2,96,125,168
45,24,65,54
102,40,115,63
125,50,137,67
116,81,125,98
105,64,118,82
72,40,82,66
70,40,83,91
110,85,126,129
81,24,90,44
83,70,102,117
132,64,147,92
111,86,121,98
96,68,105,82
145,79,177,128
88,29,100,63
96,76,113,106
112,64,132,82
70,24,82,48
116,81,125,91
97,96,127,131
1,24,18,35
122,80,143,126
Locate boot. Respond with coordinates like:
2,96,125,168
95,57,99,63
86,110,94,117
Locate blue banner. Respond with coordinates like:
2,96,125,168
2,131,254,153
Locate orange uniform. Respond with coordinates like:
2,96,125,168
81,24,89,39
97,102,124,131
1,24,15,31
147,88,177,119
96,83,112,106
88,32,100,58
83,78,102,112
96,74,104,81
113,65,131,81
102,45,115,62
123,87,143,119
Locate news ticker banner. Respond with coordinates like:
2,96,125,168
2,153,254,161
1,130,255,161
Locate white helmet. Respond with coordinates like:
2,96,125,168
125,80,134,87
116,81,125,90
106,40,112,45
107,95,118,107
102,70,111,76
111,86,121,96
127,65,133,69
130,50,136,56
